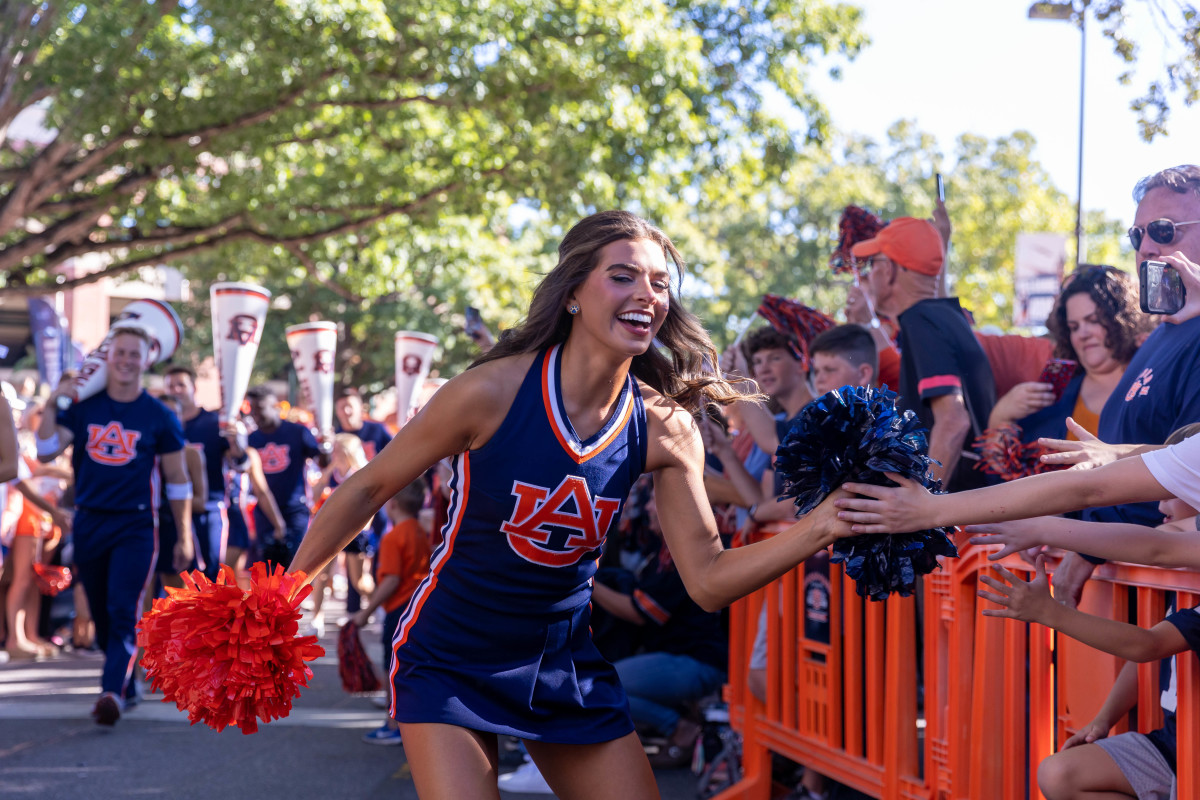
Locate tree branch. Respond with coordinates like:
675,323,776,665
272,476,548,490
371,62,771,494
6,166,508,291
282,242,363,303
313,94,451,110
31,135,137,208
0,135,74,233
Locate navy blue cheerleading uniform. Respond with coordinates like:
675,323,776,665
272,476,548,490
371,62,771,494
58,390,185,697
390,345,647,743
247,420,322,561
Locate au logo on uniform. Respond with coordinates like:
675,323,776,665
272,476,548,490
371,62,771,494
500,476,621,567
85,422,141,466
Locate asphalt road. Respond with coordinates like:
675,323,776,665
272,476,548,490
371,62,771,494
0,596,701,800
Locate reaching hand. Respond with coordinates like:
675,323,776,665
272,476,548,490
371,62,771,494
1037,418,1119,470
835,473,936,534
966,518,1051,561
977,554,1054,623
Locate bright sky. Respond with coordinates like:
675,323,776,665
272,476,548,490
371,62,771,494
809,0,1200,240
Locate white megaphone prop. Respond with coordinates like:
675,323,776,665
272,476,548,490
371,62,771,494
58,298,184,410
285,321,337,436
394,331,438,427
211,282,271,430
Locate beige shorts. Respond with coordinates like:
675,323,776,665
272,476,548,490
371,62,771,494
1095,731,1176,800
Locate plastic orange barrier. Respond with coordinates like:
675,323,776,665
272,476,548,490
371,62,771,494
718,528,1200,800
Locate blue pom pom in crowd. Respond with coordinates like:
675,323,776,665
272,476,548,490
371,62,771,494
774,385,958,601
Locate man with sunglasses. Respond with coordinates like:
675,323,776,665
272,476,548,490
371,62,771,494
1051,164,1200,608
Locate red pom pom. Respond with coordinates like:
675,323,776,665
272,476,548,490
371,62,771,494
136,563,325,734
756,294,837,370
976,425,1065,482
337,621,381,694
32,563,72,596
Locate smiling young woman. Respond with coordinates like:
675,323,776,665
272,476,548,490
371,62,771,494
287,210,856,799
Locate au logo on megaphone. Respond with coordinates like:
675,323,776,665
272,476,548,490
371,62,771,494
227,314,261,345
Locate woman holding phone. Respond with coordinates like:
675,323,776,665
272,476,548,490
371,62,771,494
977,265,1153,479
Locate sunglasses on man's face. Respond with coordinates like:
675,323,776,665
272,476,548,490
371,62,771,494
1127,218,1200,251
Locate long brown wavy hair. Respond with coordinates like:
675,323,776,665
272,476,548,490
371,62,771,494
1045,265,1154,366
471,210,746,413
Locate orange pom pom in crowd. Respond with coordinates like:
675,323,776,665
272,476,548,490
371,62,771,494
136,563,325,734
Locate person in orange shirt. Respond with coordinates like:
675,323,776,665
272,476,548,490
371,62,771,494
353,476,431,745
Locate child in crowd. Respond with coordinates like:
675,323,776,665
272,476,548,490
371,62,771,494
978,481,1200,799
808,324,880,396
352,476,431,745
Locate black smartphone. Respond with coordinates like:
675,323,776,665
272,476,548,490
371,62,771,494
1138,259,1186,314
464,306,484,339
935,173,945,203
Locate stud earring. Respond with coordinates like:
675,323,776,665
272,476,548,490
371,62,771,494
568,304,580,315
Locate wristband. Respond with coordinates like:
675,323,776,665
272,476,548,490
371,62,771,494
748,503,759,523
36,432,60,457
165,482,194,501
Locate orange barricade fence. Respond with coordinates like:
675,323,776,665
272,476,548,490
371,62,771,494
717,526,1200,800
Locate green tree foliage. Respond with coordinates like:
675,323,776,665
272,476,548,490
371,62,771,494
1,0,867,384
0,0,867,288
1087,0,1200,140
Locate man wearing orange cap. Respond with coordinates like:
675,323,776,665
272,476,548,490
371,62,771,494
851,218,996,492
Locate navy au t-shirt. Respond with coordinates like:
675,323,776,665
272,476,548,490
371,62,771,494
247,420,321,512
59,390,185,512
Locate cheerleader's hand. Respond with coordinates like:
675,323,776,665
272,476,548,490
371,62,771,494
804,487,856,541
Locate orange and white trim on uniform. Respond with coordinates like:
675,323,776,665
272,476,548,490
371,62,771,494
541,344,633,464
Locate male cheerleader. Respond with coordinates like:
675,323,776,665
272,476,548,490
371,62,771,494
38,326,192,726
164,366,248,579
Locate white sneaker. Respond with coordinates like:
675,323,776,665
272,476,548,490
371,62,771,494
497,758,555,795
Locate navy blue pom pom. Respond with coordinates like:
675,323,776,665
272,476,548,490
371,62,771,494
775,385,958,601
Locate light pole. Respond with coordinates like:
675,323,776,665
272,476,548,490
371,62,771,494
1029,1,1086,267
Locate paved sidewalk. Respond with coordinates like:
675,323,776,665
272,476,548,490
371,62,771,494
0,594,701,799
